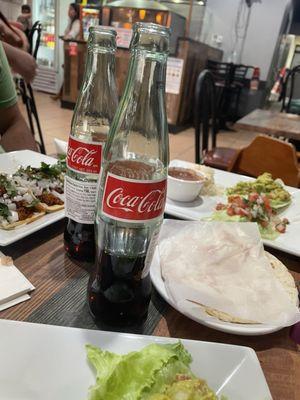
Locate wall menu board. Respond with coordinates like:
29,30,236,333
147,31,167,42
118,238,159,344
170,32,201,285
166,58,184,95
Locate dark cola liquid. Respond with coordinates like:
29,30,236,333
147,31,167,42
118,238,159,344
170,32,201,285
64,219,95,262
88,249,152,326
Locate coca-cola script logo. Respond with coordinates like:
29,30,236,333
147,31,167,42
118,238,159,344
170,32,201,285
102,173,167,222
67,136,102,174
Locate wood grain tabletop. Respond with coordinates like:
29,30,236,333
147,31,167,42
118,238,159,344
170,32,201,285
0,218,299,400
235,109,300,140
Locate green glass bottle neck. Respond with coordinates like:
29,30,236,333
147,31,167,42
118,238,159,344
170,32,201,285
123,50,167,100
85,48,115,78
71,48,117,133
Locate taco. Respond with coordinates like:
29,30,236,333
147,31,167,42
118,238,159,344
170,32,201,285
12,162,64,213
0,174,45,230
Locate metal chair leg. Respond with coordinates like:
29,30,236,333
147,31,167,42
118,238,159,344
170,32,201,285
195,125,201,164
27,84,46,154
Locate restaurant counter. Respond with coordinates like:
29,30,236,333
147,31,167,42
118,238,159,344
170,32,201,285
60,37,222,131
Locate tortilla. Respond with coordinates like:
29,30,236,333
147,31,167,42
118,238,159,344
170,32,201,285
1,211,45,230
35,203,64,213
34,190,64,213
196,252,298,324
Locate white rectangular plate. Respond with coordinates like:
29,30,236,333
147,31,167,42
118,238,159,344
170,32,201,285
166,160,300,257
0,319,272,400
0,150,65,246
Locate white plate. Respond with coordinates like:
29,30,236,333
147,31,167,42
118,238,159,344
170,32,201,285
0,319,272,400
151,248,292,336
0,150,65,246
54,138,67,156
166,160,300,257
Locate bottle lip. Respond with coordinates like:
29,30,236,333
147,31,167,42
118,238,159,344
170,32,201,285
133,22,170,37
88,26,117,37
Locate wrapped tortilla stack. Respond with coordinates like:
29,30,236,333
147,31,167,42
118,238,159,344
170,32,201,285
158,220,300,326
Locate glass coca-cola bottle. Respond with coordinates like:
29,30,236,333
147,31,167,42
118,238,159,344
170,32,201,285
64,27,118,261
88,23,170,326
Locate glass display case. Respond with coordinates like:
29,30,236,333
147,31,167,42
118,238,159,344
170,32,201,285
34,0,56,69
32,0,70,93
80,5,100,41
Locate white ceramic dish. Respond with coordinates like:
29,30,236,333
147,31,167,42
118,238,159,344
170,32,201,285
150,248,294,336
0,319,272,400
0,150,65,246
165,160,300,257
167,168,204,202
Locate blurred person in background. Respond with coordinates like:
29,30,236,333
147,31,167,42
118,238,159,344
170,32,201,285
64,3,81,40
52,3,81,100
17,4,32,37
0,40,37,152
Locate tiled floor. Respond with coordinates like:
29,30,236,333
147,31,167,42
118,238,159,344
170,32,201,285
19,91,258,159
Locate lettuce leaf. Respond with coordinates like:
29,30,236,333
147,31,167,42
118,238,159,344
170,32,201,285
209,210,247,223
258,224,280,240
86,342,192,400
269,199,291,210
209,210,280,240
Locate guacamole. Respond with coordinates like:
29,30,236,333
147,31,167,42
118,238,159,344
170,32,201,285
149,378,218,400
226,173,291,209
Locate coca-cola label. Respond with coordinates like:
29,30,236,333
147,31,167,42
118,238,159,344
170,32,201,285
102,173,167,222
67,136,102,175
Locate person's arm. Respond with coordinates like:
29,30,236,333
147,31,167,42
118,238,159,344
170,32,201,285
0,18,28,50
64,20,71,37
65,19,81,40
0,41,37,152
0,103,37,152
2,41,36,82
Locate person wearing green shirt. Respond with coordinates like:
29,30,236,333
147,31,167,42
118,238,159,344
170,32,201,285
0,41,37,152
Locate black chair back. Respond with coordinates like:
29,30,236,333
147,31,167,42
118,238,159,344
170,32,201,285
28,21,42,59
206,60,232,87
194,69,218,164
18,20,46,154
281,65,300,114
232,64,251,86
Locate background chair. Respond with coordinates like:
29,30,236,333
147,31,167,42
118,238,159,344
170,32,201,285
194,69,239,171
18,21,46,154
232,135,300,187
281,65,300,115
206,60,253,128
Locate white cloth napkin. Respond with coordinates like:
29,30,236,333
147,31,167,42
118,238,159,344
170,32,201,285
0,254,34,311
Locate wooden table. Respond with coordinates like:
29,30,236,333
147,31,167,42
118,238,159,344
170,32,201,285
0,218,299,399
235,109,300,140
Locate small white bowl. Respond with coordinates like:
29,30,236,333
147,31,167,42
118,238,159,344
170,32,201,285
167,170,205,202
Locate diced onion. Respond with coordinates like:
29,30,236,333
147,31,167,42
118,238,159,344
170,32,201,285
23,193,33,203
8,211,19,223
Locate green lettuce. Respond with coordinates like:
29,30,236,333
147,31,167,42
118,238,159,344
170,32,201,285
209,210,247,223
86,342,193,400
209,210,279,240
258,224,280,240
269,199,291,210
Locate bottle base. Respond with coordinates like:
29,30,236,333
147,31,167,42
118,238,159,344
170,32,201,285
88,306,149,329
64,244,95,262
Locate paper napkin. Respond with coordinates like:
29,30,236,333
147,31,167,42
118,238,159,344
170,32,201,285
0,254,35,311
